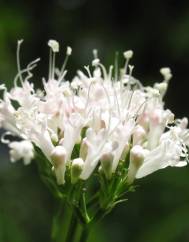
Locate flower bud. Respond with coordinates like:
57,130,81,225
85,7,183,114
51,146,66,184
133,125,146,145
127,145,147,184
100,153,114,180
120,142,130,160
71,158,84,184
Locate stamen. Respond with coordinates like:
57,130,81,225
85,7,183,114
84,66,92,78
58,46,72,82
128,65,134,83
160,67,172,82
123,50,133,74
92,58,108,80
1,131,13,144
93,49,98,59
108,65,114,81
48,40,59,80
14,62,39,87
25,58,40,83
16,39,24,85
114,51,119,82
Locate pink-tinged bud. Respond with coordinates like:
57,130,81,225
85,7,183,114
150,110,162,126
71,158,84,184
127,145,147,184
51,146,66,185
133,125,146,145
100,153,114,180
137,112,149,131
120,142,130,160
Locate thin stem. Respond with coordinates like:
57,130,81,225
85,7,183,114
87,192,99,208
81,190,90,224
51,201,66,242
91,208,110,225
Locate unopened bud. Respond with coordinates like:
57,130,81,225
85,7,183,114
48,40,59,52
120,142,130,160
71,158,84,184
130,145,146,167
127,145,147,184
133,125,146,145
51,146,66,184
100,153,114,180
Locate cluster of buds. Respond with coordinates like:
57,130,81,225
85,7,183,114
0,40,188,187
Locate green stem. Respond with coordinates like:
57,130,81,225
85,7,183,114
65,212,78,242
51,202,65,242
79,226,90,242
51,202,78,242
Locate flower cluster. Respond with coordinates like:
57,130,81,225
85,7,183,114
0,40,189,186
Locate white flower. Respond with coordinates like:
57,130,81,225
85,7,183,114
135,139,186,179
0,41,188,185
9,140,34,165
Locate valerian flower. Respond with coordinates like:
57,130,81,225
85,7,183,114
0,40,188,186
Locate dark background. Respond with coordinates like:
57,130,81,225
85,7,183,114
0,0,189,242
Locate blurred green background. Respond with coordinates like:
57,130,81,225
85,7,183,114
0,0,189,241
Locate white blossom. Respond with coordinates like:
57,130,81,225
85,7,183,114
0,41,188,185
8,140,34,165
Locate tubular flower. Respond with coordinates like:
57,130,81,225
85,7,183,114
0,40,188,186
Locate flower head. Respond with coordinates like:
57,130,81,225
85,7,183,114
0,40,188,186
